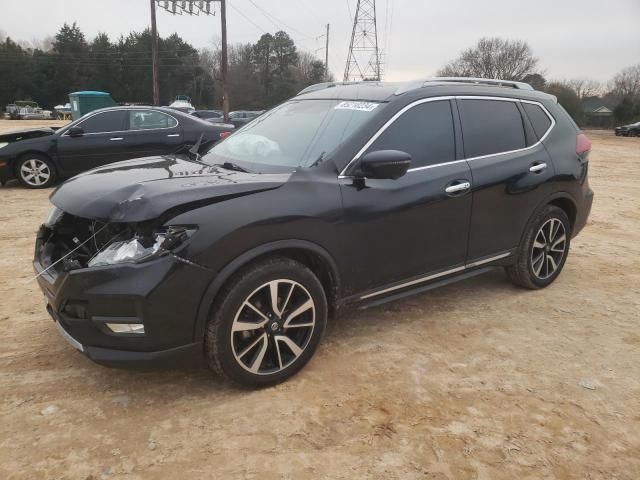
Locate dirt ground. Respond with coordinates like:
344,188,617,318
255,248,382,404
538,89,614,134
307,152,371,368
0,124,639,480
0,119,71,131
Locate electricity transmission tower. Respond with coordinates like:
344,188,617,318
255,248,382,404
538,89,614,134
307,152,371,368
344,0,382,82
151,0,229,121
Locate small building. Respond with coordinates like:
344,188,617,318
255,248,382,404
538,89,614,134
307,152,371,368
582,97,614,128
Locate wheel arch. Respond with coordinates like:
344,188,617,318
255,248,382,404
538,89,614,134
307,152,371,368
193,239,341,342
546,193,577,231
515,192,578,254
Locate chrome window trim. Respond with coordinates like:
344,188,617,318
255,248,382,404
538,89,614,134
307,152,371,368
338,95,555,178
359,251,512,300
61,108,180,137
338,96,455,178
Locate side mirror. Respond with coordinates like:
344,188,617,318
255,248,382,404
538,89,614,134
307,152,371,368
68,127,84,137
358,150,411,180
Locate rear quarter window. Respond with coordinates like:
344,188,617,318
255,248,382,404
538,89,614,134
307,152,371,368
522,102,553,140
458,99,526,158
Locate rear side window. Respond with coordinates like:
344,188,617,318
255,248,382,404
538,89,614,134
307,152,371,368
522,103,552,140
129,110,178,130
367,100,455,168
78,110,126,134
458,99,526,158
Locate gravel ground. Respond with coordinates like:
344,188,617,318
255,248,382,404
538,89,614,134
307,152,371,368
0,125,639,479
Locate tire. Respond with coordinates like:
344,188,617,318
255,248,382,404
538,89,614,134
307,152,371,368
16,154,56,188
205,257,328,388
505,205,571,289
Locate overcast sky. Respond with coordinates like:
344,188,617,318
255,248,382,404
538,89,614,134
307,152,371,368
1,0,639,84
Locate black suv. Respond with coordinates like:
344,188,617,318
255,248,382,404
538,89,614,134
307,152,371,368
34,78,594,387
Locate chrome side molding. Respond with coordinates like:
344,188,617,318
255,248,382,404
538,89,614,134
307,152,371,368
359,251,512,300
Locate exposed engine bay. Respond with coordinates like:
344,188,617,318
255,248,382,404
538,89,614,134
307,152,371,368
35,207,193,276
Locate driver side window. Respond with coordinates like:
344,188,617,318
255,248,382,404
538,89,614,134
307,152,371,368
367,100,456,169
77,110,126,134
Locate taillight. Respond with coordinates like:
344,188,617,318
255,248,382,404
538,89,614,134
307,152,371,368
576,133,591,157
219,131,231,140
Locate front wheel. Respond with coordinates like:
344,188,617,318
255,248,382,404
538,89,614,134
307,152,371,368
506,205,571,289
16,155,56,188
205,257,327,388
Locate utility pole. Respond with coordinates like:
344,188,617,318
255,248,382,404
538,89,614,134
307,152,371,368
324,23,330,81
154,1,228,119
150,0,160,105
344,0,383,82
220,0,229,122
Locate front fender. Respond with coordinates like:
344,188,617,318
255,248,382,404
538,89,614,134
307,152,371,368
192,239,341,342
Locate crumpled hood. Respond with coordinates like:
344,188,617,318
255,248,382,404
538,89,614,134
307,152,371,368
50,156,291,222
0,127,55,143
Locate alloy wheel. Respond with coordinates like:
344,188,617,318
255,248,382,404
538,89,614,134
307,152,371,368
230,279,316,375
530,218,567,280
20,159,51,187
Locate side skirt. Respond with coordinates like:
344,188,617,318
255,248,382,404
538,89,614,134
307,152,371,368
343,250,514,309
356,266,494,309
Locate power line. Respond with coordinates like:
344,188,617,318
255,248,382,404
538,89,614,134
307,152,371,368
385,0,394,72
0,53,200,60
245,0,314,40
299,0,324,25
0,59,205,68
228,2,268,34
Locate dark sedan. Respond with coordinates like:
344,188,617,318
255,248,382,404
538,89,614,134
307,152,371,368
614,121,640,137
228,110,264,129
192,109,223,121
0,106,234,188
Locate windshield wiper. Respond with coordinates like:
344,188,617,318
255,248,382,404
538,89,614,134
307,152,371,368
218,161,251,173
309,151,326,167
188,133,205,161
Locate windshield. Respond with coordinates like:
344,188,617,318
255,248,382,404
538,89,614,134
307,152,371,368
201,99,381,172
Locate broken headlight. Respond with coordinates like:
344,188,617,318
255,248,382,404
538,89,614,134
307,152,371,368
88,227,195,268
44,205,64,227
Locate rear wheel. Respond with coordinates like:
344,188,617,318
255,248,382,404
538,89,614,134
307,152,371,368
205,257,327,388
16,154,56,188
506,205,571,289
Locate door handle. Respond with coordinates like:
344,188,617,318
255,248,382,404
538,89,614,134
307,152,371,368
110,137,124,141
529,162,547,173
445,181,471,194
167,133,180,137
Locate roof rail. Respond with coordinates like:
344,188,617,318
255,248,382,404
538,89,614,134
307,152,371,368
395,77,534,95
297,80,381,96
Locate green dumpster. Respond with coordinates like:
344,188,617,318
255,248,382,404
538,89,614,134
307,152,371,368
68,91,116,120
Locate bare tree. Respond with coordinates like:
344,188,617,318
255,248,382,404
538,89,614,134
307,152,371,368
438,37,539,81
609,64,640,99
30,35,55,52
567,78,602,98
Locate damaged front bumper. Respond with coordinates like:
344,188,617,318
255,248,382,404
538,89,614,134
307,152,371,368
34,230,214,368
0,160,13,186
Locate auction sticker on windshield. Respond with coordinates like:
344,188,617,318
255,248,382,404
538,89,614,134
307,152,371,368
334,101,379,112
